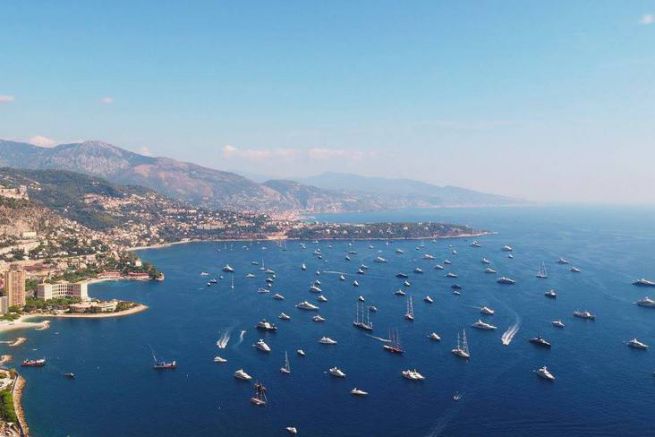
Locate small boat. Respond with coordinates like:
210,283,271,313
627,338,648,350
508,254,514,259
573,310,596,320
234,369,253,380
317,295,328,302
64,372,75,379
552,320,565,328
356,269,365,275
396,272,409,279
358,295,365,302
570,267,581,273
256,320,277,332
472,320,497,330
22,358,46,367
280,351,291,374
255,339,272,352
151,349,176,369
246,273,256,279
434,264,445,270
296,301,319,311
383,329,404,354
636,296,655,307
451,284,463,290
545,289,557,299
633,278,655,287
423,254,435,260
446,272,458,278
424,296,434,304
339,275,346,281
451,330,470,359
309,284,322,293
428,332,441,341
403,280,411,287
329,367,346,378
443,259,452,265
481,258,491,265
396,248,404,254
405,296,415,321
257,287,271,294
496,276,516,285
374,256,387,263
312,314,326,323
278,312,291,321
265,269,275,275
529,336,552,348
222,264,235,273
214,356,228,363
273,293,284,300
296,349,306,356
535,366,555,381
286,426,298,435
471,240,481,248
301,263,307,271
394,289,406,296
401,369,425,381
345,255,351,261
414,267,424,274
319,336,337,345
453,392,462,401
480,306,495,315
200,272,209,276
484,267,496,274
502,245,513,252
350,388,368,396
368,305,378,312
353,280,360,287
452,290,461,296
209,278,218,284
250,382,268,406
557,257,569,265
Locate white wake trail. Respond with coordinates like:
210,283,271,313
501,322,520,346
366,334,391,343
216,328,232,349
236,330,247,346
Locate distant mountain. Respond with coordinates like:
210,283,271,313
299,172,521,206
0,140,521,212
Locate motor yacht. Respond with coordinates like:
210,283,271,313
213,356,228,363
428,332,441,341
319,336,337,345
255,339,272,352
627,338,649,350
545,289,557,299
394,289,406,296
278,312,291,321
480,306,495,315
573,310,596,320
402,369,426,381
296,349,305,356
424,296,434,304
256,320,277,332
636,296,655,307
472,320,497,330
234,369,252,381
633,278,655,287
222,264,235,273
273,293,285,300
502,245,513,252
484,267,497,274
529,336,552,348
434,264,445,270
414,267,424,274
552,320,565,328
497,276,516,285
312,314,326,323
329,367,346,378
446,272,458,278
296,301,319,311
535,366,555,381
351,388,368,396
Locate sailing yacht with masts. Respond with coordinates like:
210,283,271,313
250,382,268,406
383,328,404,354
353,301,373,331
451,330,470,359
280,351,291,374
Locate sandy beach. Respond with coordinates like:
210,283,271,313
0,318,49,335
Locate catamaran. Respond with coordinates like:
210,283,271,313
451,330,470,359
353,301,373,331
280,351,291,374
536,262,548,279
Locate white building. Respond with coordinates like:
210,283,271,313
37,282,89,301
0,296,8,315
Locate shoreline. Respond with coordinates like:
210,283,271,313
127,231,493,252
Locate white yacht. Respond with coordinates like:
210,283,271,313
444,259,452,265
222,264,235,273
374,256,388,263
213,355,227,363
627,338,648,350
339,274,346,281
255,339,272,353
535,366,555,381
329,367,346,378
414,267,424,274
246,273,256,279
396,248,404,254
636,296,655,307
451,330,470,359
557,257,569,264
552,320,565,328
358,295,365,302
446,272,458,278
471,240,481,248
296,349,305,356
481,257,491,265
403,280,411,287
273,293,285,300
319,336,337,345
296,301,319,311
402,369,426,381
256,320,278,332
234,369,252,381
280,351,291,374
484,267,497,274
286,426,298,435
278,312,291,321
394,289,406,296
424,296,434,304
472,320,497,330
353,301,373,331
353,280,360,287
480,306,495,315
200,272,209,276
309,284,322,293
428,332,441,341
570,267,581,273
301,263,306,271
633,278,655,287
257,287,270,294
545,289,557,299
312,314,326,323
317,295,328,302
423,254,436,260
573,310,596,320
368,305,378,312
350,388,368,396
434,264,445,270
502,245,513,252
497,276,516,285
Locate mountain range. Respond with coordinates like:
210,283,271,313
0,139,522,212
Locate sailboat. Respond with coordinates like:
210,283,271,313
280,351,291,374
250,382,268,406
383,328,404,354
353,301,373,331
536,262,548,279
451,330,470,360
405,296,414,321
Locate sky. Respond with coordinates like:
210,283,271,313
1,1,654,204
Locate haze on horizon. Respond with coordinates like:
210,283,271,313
1,1,654,205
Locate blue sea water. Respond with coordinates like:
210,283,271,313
3,206,655,436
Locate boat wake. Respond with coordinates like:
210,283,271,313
236,330,247,346
501,321,520,346
365,334,391,343
216,329,232,349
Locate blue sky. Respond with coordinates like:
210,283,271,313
1,1,654,203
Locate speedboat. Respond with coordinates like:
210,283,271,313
353,280,360,287
256,320,277,332
403,280,411,287
375,256,387,263
627,338,648,350
570,267,581,273
497,276,516,285
309,284,322,293
286,426,298,435
350,388,368,396
368,305,378,312
545,289,557,299
234,369,252,381
557,257,569,265
319,336,337,345
246,273,256,279
402,369,425,381
484,267,497,274
633,278,655,287
535,366,555,381
222,264,235,273
552,320,565,328
414,267,424,274
394,289,406,296
502,245,513,252
396,248,404,254
477,306,493,316
312,314,326,323
329,367,346,378
317,295,328,302
446,272,458,278
296,349,306,356
423,254,435,260
443,259,452,265
296,301,319,311
636,296,655,307
396,273,409,279
358,295,365,302
472,320,497,330
424,296,434,304
213,356,228,363
428,332,441,341
573,310,596,320
339,275,346,281
529,336,552,348
434,264,445,270
278,312,291,321
255,339,272,352
273,293,285,300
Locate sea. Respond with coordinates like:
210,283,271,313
3,206,655,437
